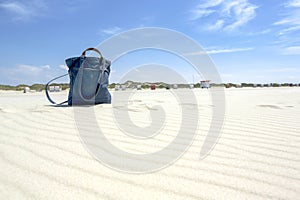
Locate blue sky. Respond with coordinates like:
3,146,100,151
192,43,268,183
0,0,299,85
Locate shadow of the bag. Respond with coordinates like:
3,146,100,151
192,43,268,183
46,104,96,108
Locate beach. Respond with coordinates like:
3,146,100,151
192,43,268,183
0,87,299,199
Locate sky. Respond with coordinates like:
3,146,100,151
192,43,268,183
0,0,299,85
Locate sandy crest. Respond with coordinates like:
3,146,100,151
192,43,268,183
0,88,299,199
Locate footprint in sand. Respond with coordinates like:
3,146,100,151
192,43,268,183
285,105,294,108
258,105,281,109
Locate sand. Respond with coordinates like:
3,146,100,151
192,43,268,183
0,87,299,199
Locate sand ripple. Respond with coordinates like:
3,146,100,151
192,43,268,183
0,88,300,199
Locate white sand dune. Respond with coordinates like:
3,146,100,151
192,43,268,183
0,88,300,199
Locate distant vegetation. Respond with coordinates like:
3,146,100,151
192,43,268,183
0,85,18,90
0,83,70,91
0,81,299,91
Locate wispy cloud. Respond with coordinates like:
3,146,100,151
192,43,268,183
278,25,300,35
190,0,258,31
101,26,122,35
274,0,300,36
274,11,300,27
247,29,272,36
185,47,254,55
1,64,68,85
59,64,68,70
207,47,254,54
0,0,46,21
264,67,298,72
282,46,300,55
190,9,216,20
17,64,50,75
206,20,224,31
285,0,300,7
0,2,30,16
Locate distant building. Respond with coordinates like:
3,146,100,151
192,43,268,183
48,85,61,92
23,87,30,93
49,86,55,92
189,84,194,89
54,86,61,92
173,84,178,89
200,80,210,89
115,85,120,91
121,85,126,91
137,85,142,90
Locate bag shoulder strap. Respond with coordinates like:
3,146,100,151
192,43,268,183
45,73,68,105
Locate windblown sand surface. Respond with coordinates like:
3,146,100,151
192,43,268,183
0,88,299,199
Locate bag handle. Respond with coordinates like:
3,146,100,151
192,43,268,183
45,73,69,105
81,48,102,58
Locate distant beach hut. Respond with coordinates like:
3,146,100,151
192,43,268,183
189,84,194,89
114,85,120,91
54,86,61,92
23,87,30,93
200,80,210,89
137,85,142,90
173,84,178,89
49,86,55,92
150,84,156,90
121,85,126,91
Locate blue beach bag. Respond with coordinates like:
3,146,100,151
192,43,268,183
46,48,111,106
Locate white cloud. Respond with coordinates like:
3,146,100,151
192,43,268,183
274,12,300,26
1,63,69,85
197,0,224,9
274,0,300,36
190,9,216,20
59,64,68,70
224,2,257,31
0,0,46,21
0,2,29,15
285,0,300,7
190,0,258,31
278,25,300,35
247,29,272,36
221,73,233,77
283,46,300,55
207,20,224,31
17,64,50,75
288,76,297,79
207,47,254,54
184,47,254,55
101,26,122,35
264,67,298,72
42,65,50,69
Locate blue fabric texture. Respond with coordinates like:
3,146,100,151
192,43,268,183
65,56,111,105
